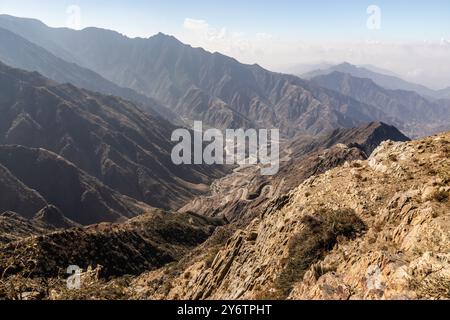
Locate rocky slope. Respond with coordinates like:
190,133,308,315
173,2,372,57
0,27,176,122
0,163,47,219
130,131,449,300
180,122,409,225
0,210,225,300
0,145,152,225
0,212,54,245
0,207,79,245
0,62,228,211
0,210,225,278
1,130,447,300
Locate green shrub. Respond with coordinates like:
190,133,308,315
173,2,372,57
274,209,366,299
431,190,449,203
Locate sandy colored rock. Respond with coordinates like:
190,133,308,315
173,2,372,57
131,132,449,300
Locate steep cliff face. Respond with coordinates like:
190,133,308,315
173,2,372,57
131,132,449,300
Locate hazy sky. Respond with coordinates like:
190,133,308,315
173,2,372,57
1,0,450,88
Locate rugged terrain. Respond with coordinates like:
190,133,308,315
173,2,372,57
179,122,409,225
0,209,225,300
2,128,447,300
129,131,449,300
0,27,176,122
0,62,228,215
0,145,152,225
0,14,448,301
0,209,79,245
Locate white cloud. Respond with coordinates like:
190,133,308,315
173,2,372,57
256,33,273,41
183,18,227,42
183,18,209,32
179,18,450,89
181,18,273,59
440,38,450,46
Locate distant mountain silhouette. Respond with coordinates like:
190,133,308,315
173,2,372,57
310,71,450,137
436,86,450,100
302,62,442,99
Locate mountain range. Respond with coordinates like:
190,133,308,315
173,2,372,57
302,62,450,101
142,131,449,300
2,127,447,300
0,26,178,123
179,122,410,225
0,15,404,137
310,71,450,137
1,15,449,139
0,14,449,301
0,61,227,223
0,145,151,225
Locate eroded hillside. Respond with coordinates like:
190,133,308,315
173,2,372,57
132,132,449,300
1,132,448,300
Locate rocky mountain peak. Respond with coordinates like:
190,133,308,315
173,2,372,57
33,205,80,229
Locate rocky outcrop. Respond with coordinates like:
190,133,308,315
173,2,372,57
297,122,410,156
133,132,449,300
180,122,409,225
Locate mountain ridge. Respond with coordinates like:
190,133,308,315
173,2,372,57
0,61,228,213
131,131,450,300
0,145,152,225
302,62,447,99
179,122,410,225
0,15,401,137
310,71,450,137
0,26,179,122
